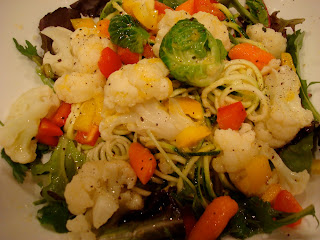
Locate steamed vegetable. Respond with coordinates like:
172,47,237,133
98,47,122,78
100,0,123,20
108,14,150,54
188,196,239,240
159,18,227,87
217,102,247,130
228,43,275,70
129,142,157,184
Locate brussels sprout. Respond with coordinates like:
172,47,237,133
108,14,150,54
159,18,227,87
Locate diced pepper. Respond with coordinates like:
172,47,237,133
194,0,225,21
175,97,204,120
273,190,303,227
98,47,122,78
117,46,140,64
51,102,71,127
154,0,173,14
74,124,100,146
281,52,296,72
217,101,247,130
71,18,96,30
261,184,282,203
231,155,272,196
175,126,211,148
37,118,63,137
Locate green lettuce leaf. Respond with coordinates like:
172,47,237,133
246,0,270,27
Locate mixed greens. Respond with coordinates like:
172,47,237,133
1,0,320,239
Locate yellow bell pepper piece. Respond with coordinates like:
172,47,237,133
175,125,211,148
231,155,272,196
71,18,96,30
73,94,104,132
311,159,320,174
122,0,158,31
261,184,282,203
175,97,204,120
281,52,296,72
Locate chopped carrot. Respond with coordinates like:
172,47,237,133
129,142,157,185
188,196,239,240
217,101,247,130
228,43,275,70
96,19,110,38
194,0,225,21
272,190,303,227
176,0,195,15
154,0,173,14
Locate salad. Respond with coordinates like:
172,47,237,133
0,0,320,239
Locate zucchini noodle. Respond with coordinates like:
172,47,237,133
201,59,269,122
86,135,131,161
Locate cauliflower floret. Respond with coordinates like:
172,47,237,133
42,27,114,76
42,26,74,76
261,145,310,195
255,65,313,148
70,27,114,73
153,10,232,57
66,214,96,240
64,160,142,231
212,123,260,173
0,85,60,163
100,98,195,141
104,58,172,113
54,71,106,103
193,11,232,51
246,23,287,58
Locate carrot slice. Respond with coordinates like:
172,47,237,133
228,43,275,70
154,0,173,14
129,142,157,185
188,196,239,240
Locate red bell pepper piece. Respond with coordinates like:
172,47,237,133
272,190,303,227
155,0,173,15
98,47,122,78
117,46,140,65
217,101,247,130
36,118,63,146
74,124,100,146
51,102,71,127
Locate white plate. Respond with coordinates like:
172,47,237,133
0,0,319,239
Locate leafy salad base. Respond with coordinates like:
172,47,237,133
0,0,319,239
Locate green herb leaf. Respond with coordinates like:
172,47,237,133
224,194,317,239
13,38,42,66
279,132,313,173
286,30,320,122
109,14,150,54
246,0,270,27
1,148,28,183
270,11,305,36
37,201,71,233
